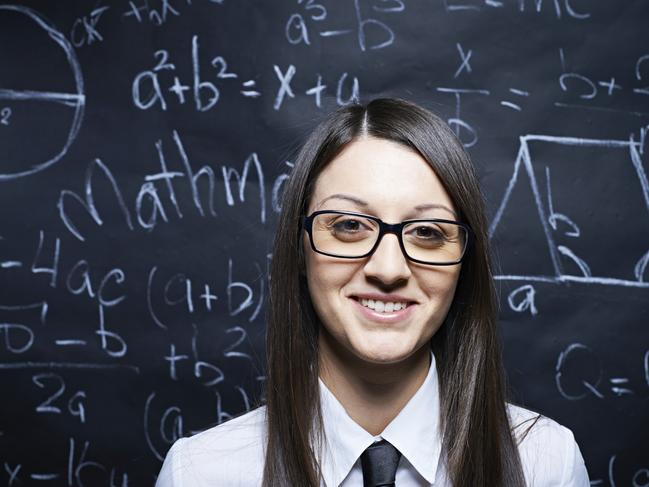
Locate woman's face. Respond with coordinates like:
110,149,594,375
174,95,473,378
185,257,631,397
304,136,462,367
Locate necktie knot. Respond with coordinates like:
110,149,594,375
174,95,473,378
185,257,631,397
360,439,402,487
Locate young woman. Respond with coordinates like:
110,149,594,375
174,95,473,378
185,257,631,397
156,98,590,486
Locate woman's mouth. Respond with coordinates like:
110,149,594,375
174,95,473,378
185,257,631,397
350,296,416,323
358,298,409,313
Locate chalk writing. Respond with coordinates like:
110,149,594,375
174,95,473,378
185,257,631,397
442,0,590,18
507,284,538,316
70,6,110,47
1,438,128,486
58,132,268,241
587,453,649,487
1,2,647,484
454,43,473,78
555,343,649,400
556,51,649,117
490,134,649,288
274,64,360,110
32,373,87,423
436,87,490,148
285,0,404,51
0,5,85,181
0,107,11,125
123,0,181,25
132,35,258,112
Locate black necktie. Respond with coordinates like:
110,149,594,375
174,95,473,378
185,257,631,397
360,439,402,487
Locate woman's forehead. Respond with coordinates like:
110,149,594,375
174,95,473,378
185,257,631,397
308,137,455,218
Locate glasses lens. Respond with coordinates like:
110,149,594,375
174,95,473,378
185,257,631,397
311,213,378,257
402,221,467,264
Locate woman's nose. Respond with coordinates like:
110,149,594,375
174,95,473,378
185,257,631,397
362,233,412,286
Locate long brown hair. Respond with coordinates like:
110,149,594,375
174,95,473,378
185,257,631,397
264,98,527,486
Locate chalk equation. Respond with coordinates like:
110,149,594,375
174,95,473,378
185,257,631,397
1,231,267,362
1,1,648,484
432,47,649,148
123,0,224,26
69,6,110,47
131,36,259,112
555,343,649,400
3,438,128,487
0,5,85,181
490,134,649,288
556,49,649,117
131,36,361,112
285,0,404,51
589,454,649,487
1,226,264,481
441,0,590,19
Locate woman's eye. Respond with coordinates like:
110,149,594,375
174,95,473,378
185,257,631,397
414,226,443,239
333,219,363,232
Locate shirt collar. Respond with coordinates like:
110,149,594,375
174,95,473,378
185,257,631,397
318,350,442,487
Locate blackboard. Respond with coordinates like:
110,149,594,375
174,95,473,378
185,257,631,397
1,1,647,485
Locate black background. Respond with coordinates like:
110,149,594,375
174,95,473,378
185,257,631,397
0,1,648,485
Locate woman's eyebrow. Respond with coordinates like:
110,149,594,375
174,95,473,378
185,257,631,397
414,203,457,218
315,193,368,209
316,194,457,218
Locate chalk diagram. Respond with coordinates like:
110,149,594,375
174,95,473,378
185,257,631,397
0,5,85,181
489,135,649,288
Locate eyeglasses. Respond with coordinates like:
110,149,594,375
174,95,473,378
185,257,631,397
301,210,472,265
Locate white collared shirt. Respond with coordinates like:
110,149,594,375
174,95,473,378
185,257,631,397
156,352,590,486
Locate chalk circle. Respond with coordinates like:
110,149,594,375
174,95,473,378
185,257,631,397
0,5,85,181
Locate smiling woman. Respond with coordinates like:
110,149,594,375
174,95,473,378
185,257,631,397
303,137,463,375
155,98,590,487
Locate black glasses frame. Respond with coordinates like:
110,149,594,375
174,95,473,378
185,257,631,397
301,210,473,266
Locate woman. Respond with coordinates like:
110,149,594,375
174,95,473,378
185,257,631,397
156,98,589,486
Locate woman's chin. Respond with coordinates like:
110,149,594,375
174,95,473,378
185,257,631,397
350,338,415,365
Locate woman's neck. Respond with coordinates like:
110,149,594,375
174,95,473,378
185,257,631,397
318,332,431,436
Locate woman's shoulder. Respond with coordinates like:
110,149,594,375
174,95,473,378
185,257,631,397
506,402,590,486
155,405,267,486
506,402,579,447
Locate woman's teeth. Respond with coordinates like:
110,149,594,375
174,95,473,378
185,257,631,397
359,298,408,313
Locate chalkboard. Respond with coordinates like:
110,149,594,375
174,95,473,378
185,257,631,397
0,1,647,485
